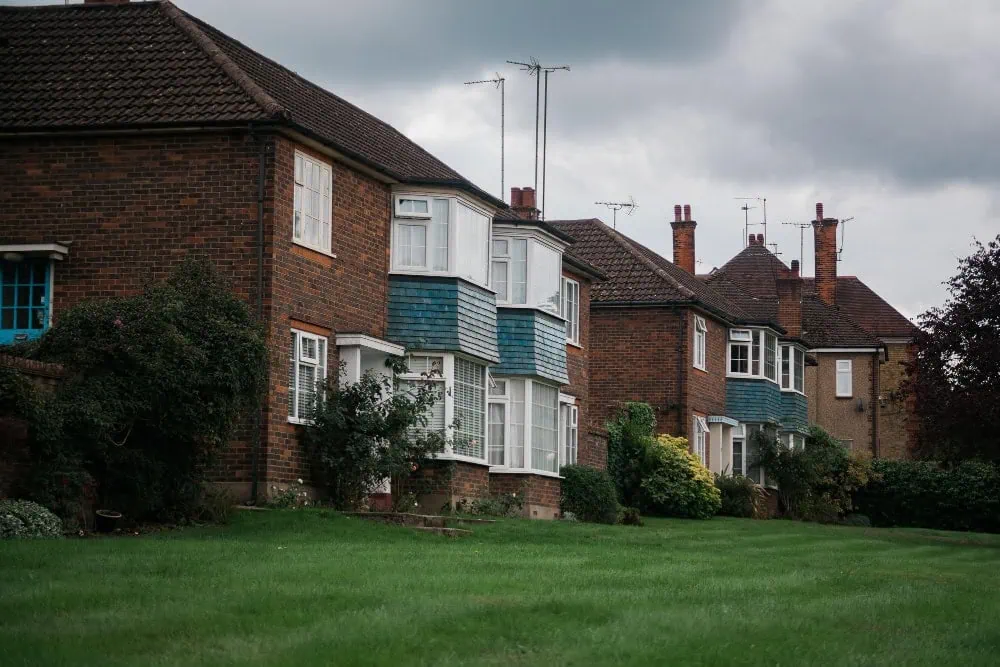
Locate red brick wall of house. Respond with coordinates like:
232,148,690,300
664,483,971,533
563,266,606,469
684,309,729,469
489,473,561,519
264,137,391,485
589,305,685,437
399,460,490,513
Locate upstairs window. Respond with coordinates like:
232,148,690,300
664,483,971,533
780,345,806,393
729,329,780,383
764,333,777,381
729,329,751,374
836,360,853,397
293,152,332,254
562,277,580,345
693,316,707,371
0,259,51,345
491,233,562,313
392,195,490,286
288,330,328,423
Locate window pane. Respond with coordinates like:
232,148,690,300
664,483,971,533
455,202,488,285
794,348,805,393
430,198,449,271
509,380,525,467
732,439,743,475
751,332,761,375
765,334,777,381
530,243,561,313
493,239,508,257
511,239,528,304
492,260,508,301
781,346,791,388
399,224,426,267
531,383,559,473
730,343,748,374
488,403,505,465
454,358,486,459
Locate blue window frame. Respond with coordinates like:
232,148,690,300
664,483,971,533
0,259,51,344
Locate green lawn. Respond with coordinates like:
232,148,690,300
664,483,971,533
1,511,999,666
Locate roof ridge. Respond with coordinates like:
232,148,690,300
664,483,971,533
597,221,696,300
158,1,287,120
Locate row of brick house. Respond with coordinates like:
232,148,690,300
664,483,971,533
0,0,917,517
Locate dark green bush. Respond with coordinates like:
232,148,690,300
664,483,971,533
640,434,721,519
715,473,766,518
0,499,63,539
606,402,656,508
6,258,268,523
618,506,643,526
560,465,619,524
855,459,1000,533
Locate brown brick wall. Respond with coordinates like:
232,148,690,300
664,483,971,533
684,310,728,467
589,305,684,437
878,342,916,460
806,351,878,455
563,266,606,469
264,137,391,486
0,356,65,496
489,472,561,519
398,460,490,513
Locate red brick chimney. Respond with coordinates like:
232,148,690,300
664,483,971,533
776,260,803,337
671,203,696,273
812,202,839,306
748,233,765,247
510,186,539,220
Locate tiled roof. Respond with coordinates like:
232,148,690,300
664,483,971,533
706,244,880,348
802,276,918,339
549,219,751,322
0,1,495,202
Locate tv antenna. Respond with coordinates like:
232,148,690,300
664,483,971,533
781,221,812,269
838,217,855,261
464,74,505,202
595,196,638,229
508,58,570,219
734,196,767,247
541,65,570,220
767,242,782,256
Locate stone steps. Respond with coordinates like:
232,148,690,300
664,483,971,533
342,511,495,536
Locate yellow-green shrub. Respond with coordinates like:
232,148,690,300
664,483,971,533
639,434,721,520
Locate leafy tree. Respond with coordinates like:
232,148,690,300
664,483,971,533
304,357,447,510
907,235,1000,461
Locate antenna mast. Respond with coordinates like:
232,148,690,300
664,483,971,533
595,197,638,229
781,221,811,270
464,74,506,201
734,196,767,247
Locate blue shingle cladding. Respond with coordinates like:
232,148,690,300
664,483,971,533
779,391,809,433
494,308,569,384
726,378,784,425
386,276,499,363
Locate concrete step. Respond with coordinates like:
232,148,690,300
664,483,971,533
413,526,472,537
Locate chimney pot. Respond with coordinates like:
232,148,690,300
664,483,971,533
510,187,522,208
816,202,824,221
522,187,536,209
683,204,691,222
674,204,682,222
749,234,756,246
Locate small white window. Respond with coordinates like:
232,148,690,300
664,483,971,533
781,345,807,393
288,330,328,423
394,196,432,219
730,329,752,342
562,277,580,345
560,396,579,467
293,151,332,254
764,333,777,382
692,416,708,465
694,316,707,371
731,434,745,476
794,348,805,393
836,359,853,397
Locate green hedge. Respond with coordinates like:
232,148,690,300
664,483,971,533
855,460,1000,533
0,500,63,539
560,465,619,524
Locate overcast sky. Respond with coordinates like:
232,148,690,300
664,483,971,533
15,0,1000,320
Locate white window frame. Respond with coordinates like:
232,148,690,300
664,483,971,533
559,393,578,467
394,195,433,219
390,192,493,288
491,228,564,315
779,344,807,395
728,329,752,376
488,378,509,466
692,416,708,465
836,359,853,398
488,378,564,478
728,328,780,384
398,353,489,465
293,151,333,256
288,329,328,424
693,316,707,371
731,424,746,476
562,277,580,346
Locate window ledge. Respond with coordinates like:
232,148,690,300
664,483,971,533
292,240,337,260
287,417,313,426
431,453,490,467
780,388,807,396
693,364,707,373
566,341,583,349
489,467,563,479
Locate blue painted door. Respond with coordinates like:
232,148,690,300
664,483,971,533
0,259,51,345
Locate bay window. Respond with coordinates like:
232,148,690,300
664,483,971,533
780,345,806,394
729,328,780,383
561,277,580,345
391,194,490,286
487,378,566,475
293,151,332,254
289,329,328,423
780,432,806,450
491,232,562,313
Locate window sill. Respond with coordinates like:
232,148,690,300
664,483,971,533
693,364,708,373
497,303,565,320
835,395,854,399
287,417,314,426
780,388,807,396
566,340,583,349
431,452,490,467
292,239,336,259
489,466,564,479
389,270,491,291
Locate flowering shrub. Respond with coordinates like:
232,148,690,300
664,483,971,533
0,499,63,539
266,479,312,509
640,434,721,520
